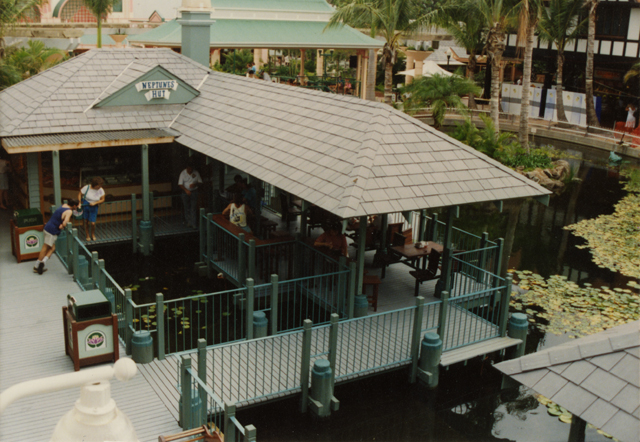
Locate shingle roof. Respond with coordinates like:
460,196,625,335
0,48,551,218
0,48,209,138
495,320,640,442
172,71,550,218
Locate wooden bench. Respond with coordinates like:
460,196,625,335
363,274,382,312
158,425,222,442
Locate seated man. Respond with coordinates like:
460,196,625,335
314,222,348,258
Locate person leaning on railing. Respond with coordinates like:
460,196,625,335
34,199,80,275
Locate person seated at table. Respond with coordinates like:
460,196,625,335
314,222,348,258
222,193,252,233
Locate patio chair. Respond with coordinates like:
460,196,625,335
409,250,441,297
158,425,222,442
279,193,301,228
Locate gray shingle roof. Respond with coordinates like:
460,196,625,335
173,71,550,218
495,320,640,442
0,48,209,138
0,48,551,218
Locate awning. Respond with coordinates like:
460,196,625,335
398,61,454,77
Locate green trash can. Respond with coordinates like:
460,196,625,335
131,330,153,364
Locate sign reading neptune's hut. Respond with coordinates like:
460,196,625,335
136,80,179,101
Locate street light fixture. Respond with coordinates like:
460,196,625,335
444,48,452,68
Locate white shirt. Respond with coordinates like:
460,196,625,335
178,169,203,191
80,185,105,203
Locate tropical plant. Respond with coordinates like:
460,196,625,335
215,49,254,75
537,0,586,123
0,0,43,58
401,73,481,128
82,0,117,48
451,117,482,147
326,0,433,105
0,40,66,89
624,61,640,89
584,0,600,127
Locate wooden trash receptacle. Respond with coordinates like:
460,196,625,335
10,219,44,263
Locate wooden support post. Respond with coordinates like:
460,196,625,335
125,288,133,355
224,403,236,442
328,313,339,391
347,261,356,319
410,296,425,383
499,274,513,337
270,274,279,336
300,200,309,237
156,293,165,360
439,208,456,294
52,150,62,207
300,319,312,413
149,191,155,250
248,240,256,281
180,355,193,430
437,291,450,341
197,338,207,425
206,213,213,278
131,194,138,254
91,251,99,289
238,233,246,283
379,213,388,251
429,213,438,242
141,144,150,222
199,208,206,261
418,210,427,241
356,215,367,295
246,278,254,340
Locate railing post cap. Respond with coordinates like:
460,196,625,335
422,332,442,346
510,312,528,328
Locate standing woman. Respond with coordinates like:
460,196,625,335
78,177,105,241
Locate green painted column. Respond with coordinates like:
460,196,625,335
52,150,62,207
178,9,214,68
139,145,152,256
356,215,367,296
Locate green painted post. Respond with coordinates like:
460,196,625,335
178,10,214,68
499,274,514,337
141,145,150,222
149,191,155,250
568,416,587,442
356,215,366,296
224,403,236,442
410,296,425,383
71,228,79,281
246,278,254,340
379,213,388,251
65,225,73,273
300,200,309,237
98,259,106,294
328,313,339,390
197,338,207,424
440,208,456,294
244,425,257,442
131,194,138,253
91,251,99,289
248,240,256,281
507,312,528,358
180,356,193,430
300,319,312,413
418,209,427,241
207,213,213,278
238,233,246,284
270,274,279,335
338,256,347,315
125,288,133,355
293,232,302,279
52,150,62,207
437,291,450,341
199,208,206,260
494,238,504,284
347,261,356,318
430,213,439,242
156,293,165,360
478,232,489,283
418,333,442,389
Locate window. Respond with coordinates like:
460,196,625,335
112,0,122,13
596,6,629,38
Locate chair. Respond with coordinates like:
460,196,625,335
306,205,327,236
386,222,404,245
279,193,301,228
363,274,382,312
409,250,441,297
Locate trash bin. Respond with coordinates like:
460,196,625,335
63,289,119,371
131,330,153,364
10,209,44,263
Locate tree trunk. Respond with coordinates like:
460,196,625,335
519,17,537,153
501,200,524,278
490,50,502,133
467,51,478,110
97,17,102,48
585,0,599,127
555,50,568,123
384,61,393,105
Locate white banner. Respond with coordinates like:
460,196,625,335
145,90,171,101
136,80,179,92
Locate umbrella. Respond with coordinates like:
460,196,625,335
398,60,453,77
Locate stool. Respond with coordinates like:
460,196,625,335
362,274,381,312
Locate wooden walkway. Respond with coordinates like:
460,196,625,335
0,209,183,442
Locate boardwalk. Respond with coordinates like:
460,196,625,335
0,209,182,442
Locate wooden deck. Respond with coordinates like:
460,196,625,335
0,209,183,442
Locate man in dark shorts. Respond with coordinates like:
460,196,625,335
34,199,79,275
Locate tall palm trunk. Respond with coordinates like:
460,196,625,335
384,61,393,105
487,26,506,133
519,17,536,152
585,0,599,126
97,16,102,48
467,51,478,110
555,50,568,122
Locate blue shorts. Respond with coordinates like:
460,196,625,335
83,203,99,222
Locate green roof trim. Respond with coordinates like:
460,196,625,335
79,34,129,45
211,0,334,13
95,65,200,108
52,0,66,18
128,19,383,49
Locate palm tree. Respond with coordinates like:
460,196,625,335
326,0,433,105
538,0,586,123
516,0,542,152
82,0,117,48
401,73,481,128
1,40,66,88
624,61,640,88
584,0,600,127
461,0,519,134
0,0,43,58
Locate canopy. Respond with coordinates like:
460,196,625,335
398,60,453,77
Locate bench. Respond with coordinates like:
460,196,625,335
158,425,222,442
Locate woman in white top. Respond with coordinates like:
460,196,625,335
222,193,252,233
625,104,637,130
77,177,105,241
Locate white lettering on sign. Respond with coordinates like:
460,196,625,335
135,80,179,92
144,90,171,101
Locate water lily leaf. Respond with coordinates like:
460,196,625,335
222,312,230,316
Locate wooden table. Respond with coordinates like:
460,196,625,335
381,241,443,278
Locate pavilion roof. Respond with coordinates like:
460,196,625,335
0,48,550,218
210,0,335,13
127,19,383,49
495,321,640,442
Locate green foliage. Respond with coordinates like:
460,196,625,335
401,73,480,128
216,49,254,75
537,0,586,52
82,0,117,47
0,40,66,89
